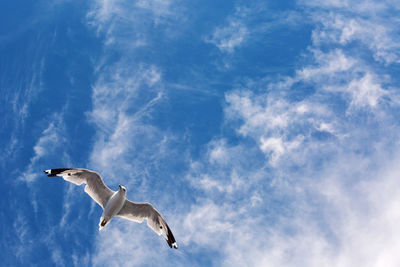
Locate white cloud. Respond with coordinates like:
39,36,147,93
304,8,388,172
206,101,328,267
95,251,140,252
87,63,171,189
208,139,230,165
346,73,386,108
225,90,337,166
297,49,390,110
178,1,400,266
245,152,400,267
260,135,304,165
50,249,65,267
205,4,305,55
85,0,182,194
298,49,356,80
307,1,400,64
181,202,235,248
12,213,33,260
87,0,185,47
92,218,184,266
12,211,71,266
134,0,175,24
204,5,254,54
207,20,249,53
18,113,67,184
187,138,263,197
182,135,400,267
83,1,191,263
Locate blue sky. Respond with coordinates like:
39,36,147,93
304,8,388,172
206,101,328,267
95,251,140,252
2,0,400,266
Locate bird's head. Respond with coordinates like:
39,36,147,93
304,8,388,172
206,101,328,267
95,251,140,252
118,184,126,194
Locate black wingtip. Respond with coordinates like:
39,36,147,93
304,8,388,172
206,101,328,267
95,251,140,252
165,223,177,249
44,168,72,177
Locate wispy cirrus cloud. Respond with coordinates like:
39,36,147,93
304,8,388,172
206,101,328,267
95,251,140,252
18,113,67,184
86,0,185,192
12,213,33,261
206,18,249,54
85,2,186,262
297,49,390,110
87,63,169,187
87,0,185,48
205,4,304,55
306,0,400,64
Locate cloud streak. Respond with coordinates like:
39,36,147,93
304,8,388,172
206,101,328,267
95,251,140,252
85,3,186,263
18,113,67,184
88,62,168,187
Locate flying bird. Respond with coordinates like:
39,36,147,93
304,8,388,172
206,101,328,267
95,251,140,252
44,168,178,249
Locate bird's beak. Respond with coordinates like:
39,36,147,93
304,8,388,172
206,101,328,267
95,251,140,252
119,184,121,190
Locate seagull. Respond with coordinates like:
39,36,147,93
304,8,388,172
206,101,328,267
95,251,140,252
44,168,178,249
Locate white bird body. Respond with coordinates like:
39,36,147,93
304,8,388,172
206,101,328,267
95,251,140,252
44,168,178,249
100,186,126,229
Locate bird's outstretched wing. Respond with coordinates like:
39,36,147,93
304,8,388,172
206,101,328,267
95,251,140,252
44,168,114,209
117,200,178,249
